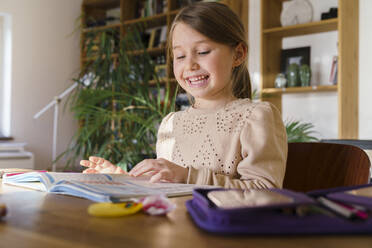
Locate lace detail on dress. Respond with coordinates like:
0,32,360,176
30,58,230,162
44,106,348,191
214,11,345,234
175,111,208,135
216,100,257,134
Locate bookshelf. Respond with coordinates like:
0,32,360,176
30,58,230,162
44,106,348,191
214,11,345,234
80,0,248,95
260,0,359,139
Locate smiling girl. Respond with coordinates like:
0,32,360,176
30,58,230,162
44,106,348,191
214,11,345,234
80,2,288,189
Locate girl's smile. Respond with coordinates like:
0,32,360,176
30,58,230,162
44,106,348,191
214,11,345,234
185,74,210,88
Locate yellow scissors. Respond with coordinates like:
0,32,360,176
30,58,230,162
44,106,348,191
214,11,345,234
88,202,143,217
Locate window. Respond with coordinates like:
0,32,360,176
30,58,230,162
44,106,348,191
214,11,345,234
0,13,12,138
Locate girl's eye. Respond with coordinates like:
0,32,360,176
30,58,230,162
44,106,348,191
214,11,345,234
198,50,210,55
176,55,185,60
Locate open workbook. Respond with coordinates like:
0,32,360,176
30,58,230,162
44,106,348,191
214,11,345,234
2,172,213,202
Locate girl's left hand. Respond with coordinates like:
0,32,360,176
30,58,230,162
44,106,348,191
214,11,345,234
129,158,188,183
80,156,127,174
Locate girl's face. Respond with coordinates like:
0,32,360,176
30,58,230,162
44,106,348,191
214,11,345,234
172,22,238,108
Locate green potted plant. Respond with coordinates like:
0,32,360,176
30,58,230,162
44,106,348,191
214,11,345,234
60,27,177,172
285,120,318,142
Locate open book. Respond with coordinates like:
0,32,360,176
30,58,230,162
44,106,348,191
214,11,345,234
2,172,213,202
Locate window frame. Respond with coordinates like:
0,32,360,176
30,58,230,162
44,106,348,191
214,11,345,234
0,13,12,138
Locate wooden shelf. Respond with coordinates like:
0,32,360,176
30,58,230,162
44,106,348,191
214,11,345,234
82,11,169,34
149,78,177,86
83,53,119,62
83,0,120,9
169,78,177,83
169,9,180,16
123,13,167,27
82,23,121,33
83,47,165,62
263,18,338,37
262,85,337,95
127,47,165,56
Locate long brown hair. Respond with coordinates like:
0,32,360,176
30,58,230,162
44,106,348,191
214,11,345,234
167,2,251,99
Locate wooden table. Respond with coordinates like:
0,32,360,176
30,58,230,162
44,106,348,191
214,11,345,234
1,183,372,248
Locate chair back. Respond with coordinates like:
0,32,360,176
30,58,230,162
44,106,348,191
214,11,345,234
283,142,371,192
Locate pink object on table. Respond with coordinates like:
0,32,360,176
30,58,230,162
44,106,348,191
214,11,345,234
5,170,47,177
138,195,176,215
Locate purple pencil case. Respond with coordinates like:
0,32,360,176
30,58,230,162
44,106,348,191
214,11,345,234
186,186,372,235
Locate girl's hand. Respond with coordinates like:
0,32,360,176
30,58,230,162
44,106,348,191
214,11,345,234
129,158,188,183
80,156,127,174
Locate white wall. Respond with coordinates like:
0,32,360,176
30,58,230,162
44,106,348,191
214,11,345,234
0,16,4,136
0,0,82,170
359,0,372,139
249,0,372,139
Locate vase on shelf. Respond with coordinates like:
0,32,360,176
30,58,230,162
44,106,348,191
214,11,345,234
275,73,287,88
299,64,311,87
287,63,299,87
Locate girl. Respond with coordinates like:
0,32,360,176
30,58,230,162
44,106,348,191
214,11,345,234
81,2,288,189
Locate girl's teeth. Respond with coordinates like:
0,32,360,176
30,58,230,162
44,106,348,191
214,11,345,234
187,75,208,85
188,75,207,82
187,75,208,86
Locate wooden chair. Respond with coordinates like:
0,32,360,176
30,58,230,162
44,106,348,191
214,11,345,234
283,142,371,192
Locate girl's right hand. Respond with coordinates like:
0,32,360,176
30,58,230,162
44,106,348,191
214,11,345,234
80,156,127,174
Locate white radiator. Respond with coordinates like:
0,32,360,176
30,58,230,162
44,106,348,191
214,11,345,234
0,143,34,169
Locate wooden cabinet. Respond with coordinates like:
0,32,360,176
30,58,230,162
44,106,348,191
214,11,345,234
260,0,359,138
80,0,248,89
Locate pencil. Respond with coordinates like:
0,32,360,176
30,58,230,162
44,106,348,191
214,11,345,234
317,197,368,220
317,197,353,219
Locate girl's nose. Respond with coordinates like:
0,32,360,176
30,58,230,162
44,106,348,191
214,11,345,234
186,56,199,71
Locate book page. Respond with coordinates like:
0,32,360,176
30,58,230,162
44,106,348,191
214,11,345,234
3,172,48,191
52,173,212,202
46,172,204,196
2,172,114,192
45,172,113,184
0,168,35,178
111,175,201,196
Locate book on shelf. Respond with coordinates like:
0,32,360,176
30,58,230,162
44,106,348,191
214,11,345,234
155,64,167,80
148,26,166,49
158,26,167,47
137,0,168,18
153,27,162,48
106,7,121,25
329,56,338,85
141,29,152,49
2,172,214,202
148,29,157,49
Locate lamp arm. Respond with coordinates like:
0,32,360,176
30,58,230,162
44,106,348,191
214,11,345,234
58,82,78,99
33,99,57,119
33,82,78,119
